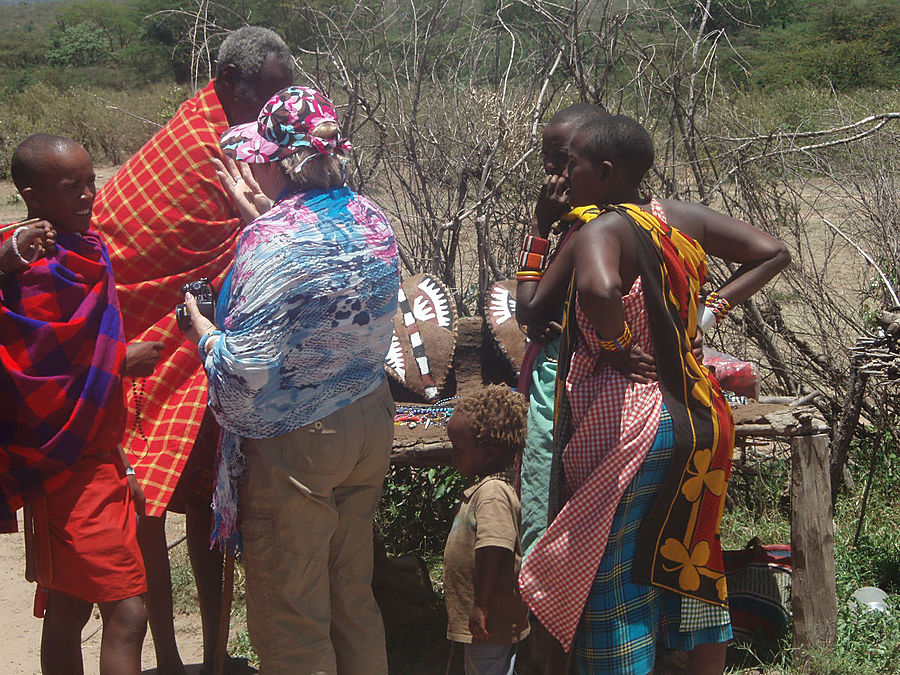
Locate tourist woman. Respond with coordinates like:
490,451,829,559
182,86,399,675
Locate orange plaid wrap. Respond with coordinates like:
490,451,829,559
92,81,240,517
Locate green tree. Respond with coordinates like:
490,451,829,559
46,21,111,67
669,0,798,34
59,1,141,51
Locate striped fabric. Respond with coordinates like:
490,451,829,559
91,81,240,516
574,410,731,675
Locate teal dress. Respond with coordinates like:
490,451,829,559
520,337,560,558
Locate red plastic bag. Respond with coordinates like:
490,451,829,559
702,347,759,399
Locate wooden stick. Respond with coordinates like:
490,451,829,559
852,433,881,548
0,218,42,236
213,551,236,675
23,504,35,583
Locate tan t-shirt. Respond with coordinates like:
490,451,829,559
443,474,531,645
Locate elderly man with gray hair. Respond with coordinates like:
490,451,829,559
92,26,294,675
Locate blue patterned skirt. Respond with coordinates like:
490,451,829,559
574,406,732,675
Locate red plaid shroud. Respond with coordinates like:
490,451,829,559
92,82,241,516
0,231,126,531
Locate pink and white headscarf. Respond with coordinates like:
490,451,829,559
220,86,352,170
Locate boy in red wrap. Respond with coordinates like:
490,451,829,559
0,134,162,674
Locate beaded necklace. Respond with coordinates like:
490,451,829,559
394,396,459,429
130,377,149,456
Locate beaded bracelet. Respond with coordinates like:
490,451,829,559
11,226,39,265
516,270,544,283
597,322,633,352
703,291,732,323
198,329,222,359
519,235,550,272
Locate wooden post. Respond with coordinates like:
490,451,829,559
790,433,837,656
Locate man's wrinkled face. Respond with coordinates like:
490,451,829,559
225,52,295,126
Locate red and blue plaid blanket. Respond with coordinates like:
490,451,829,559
0,230,126,532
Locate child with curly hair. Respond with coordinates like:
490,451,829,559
443,385,531,675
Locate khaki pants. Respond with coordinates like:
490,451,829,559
239,381,395,675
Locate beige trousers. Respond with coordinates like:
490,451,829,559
239,381,395,675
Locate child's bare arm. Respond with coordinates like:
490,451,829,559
573,214,658,383
123,341,164,377
574,214,630,339
470,545,513,641
516,173,571,335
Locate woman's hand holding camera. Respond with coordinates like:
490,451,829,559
184,292,218,348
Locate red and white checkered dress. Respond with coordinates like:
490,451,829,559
519,200,670,651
